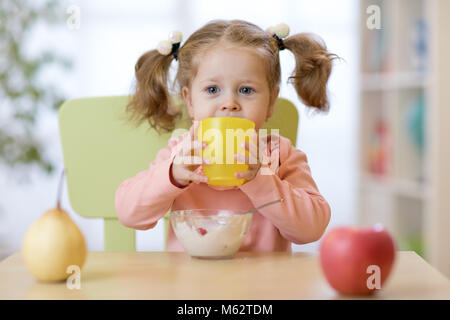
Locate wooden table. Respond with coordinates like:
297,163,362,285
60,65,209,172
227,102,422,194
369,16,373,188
0,251,449,300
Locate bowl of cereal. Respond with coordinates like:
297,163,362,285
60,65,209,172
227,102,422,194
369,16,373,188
169,198,283,259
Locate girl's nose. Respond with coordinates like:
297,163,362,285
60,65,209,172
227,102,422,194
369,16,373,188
220,103,241,112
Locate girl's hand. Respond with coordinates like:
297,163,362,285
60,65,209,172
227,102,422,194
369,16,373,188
234,131,280,181
170,121,210,187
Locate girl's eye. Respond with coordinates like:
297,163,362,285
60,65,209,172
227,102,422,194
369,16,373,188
240,87,254,95
206,86,219,94
205,86,254,95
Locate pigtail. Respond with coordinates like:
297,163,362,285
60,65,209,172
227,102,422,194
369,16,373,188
284,33,339,112
125,49,180,134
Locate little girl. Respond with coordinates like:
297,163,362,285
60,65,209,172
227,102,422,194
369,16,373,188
115,19,338,252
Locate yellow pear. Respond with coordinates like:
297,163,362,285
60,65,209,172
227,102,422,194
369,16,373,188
22,169,87,282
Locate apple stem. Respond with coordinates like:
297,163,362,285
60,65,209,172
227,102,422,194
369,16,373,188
57,169,65,210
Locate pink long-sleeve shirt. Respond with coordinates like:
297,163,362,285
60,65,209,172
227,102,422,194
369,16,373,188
115,129,331,252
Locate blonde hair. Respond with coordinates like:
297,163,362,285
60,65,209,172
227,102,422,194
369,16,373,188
126,19,339,134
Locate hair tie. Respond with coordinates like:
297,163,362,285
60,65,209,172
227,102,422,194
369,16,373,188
273,34,285,51
157,30,183,61
266,23,290,51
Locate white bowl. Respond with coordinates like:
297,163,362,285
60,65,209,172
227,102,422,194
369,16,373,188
170,209,253,259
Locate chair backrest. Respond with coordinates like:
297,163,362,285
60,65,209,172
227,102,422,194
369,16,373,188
58,95,299,251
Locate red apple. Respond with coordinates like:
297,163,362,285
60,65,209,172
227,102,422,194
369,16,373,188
319,224,396,295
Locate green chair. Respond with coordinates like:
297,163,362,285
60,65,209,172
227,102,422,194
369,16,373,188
58,95,299,251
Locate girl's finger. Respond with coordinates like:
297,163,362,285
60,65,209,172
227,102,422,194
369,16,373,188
240,141,258,163
184,170,208,183
249,140,258,159
259,137,274,157
181,140,205,156
244,133,259,150
235,169,254,180
180,155,204,166
266,134,280,149
267,134,280,144
234,153,245,164
234,152,258,165
174,155,196,166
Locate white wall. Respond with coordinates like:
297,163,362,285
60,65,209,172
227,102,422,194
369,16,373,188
0,0,358,259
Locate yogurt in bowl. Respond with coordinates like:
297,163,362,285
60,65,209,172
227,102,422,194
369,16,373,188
170,209,253,259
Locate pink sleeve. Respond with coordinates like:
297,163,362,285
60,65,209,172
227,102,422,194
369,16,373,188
114,133,191,230
238,138,331,244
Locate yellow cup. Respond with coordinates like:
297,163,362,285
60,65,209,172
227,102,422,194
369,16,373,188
197,117,256,186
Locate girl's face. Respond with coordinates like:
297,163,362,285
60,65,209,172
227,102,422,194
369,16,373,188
182,44,279,131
